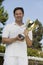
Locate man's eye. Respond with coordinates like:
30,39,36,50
15,13,18,15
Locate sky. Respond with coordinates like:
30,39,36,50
0,0,43,45
2,0,43,25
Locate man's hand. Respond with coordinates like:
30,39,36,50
16,34,24,41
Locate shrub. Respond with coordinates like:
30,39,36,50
27,48,43,57
0,45,5,53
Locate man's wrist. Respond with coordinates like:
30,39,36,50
13,37,18,42
15,37,18,41
25,34,28,37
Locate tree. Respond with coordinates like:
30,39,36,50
42,27,43,39
32,19,43,50
0,1,8,65
0,0,8,43
0,0,4,5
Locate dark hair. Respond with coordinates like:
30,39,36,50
13,7,24,15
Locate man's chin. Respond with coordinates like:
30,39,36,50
17,19,22,22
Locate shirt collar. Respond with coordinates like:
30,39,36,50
12,22,24,27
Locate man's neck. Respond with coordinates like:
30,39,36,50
15,20,24,26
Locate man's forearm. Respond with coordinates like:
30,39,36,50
25,35,32,47
2,37,17,44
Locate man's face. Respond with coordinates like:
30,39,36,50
14,9,24,22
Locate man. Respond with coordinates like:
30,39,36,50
2,7,32,65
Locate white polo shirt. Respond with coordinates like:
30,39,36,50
2,22,32,58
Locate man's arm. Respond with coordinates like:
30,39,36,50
2,37,17,44
24,29,32,47
2,35,24,44
25,35,32,47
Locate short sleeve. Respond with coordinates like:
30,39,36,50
2,24,10,38
28,30,33,40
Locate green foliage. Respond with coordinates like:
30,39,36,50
0,45,5,53
0,0,8,24
32,19,43,50
27,48,39,57
0,28,3,33
0,28,2,43
0,0,8,25
0,0,8,44
32,40,42,50
0,0,4,2
29,60,43,65
0,6,8,25
0,56,4,65
27,48,43,57
42,26,43,39
0,0,4,5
